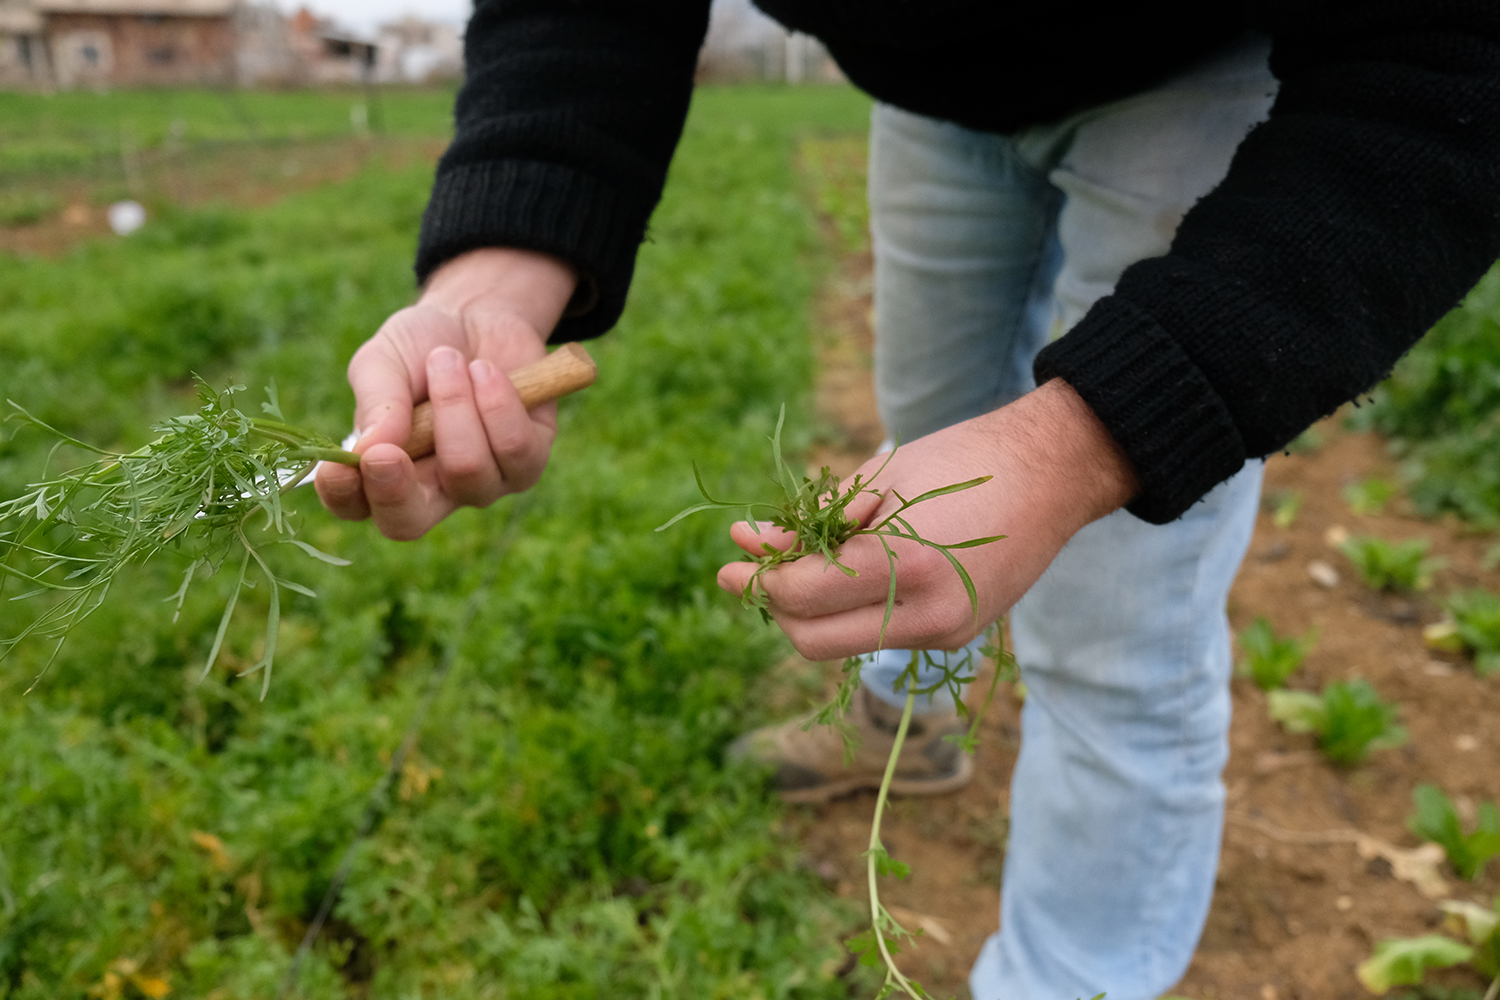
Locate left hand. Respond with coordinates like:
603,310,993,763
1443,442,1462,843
716,379,1140,660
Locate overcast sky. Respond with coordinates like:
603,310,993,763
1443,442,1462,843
274,0,471,35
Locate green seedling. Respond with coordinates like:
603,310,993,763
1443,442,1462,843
1359,935,1480,995
1361,895,1500,998
1340,535,1444,592
662,406,1011,1000
1344,477,1399,516
1267,678,1407,766
1434,589,1500,676
1237,616,1318,690
1410,784,1500,882
1,381,356,697
1263,488,1303,528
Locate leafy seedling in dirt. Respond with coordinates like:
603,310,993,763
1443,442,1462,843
1262,488,1303,528
1362,896,1500,999
1427,589,1500,676
1,381,356,697
661,405,1011,1000
1409,785,1500,882
1344,477,1399,516
1340,535,1444,592
1359,936,1479,995
1268,678,1407,766
1237,616,1317,691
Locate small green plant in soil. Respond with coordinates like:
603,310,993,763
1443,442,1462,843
1429,589,1500,676
1410,784,1500,882
1262,487,1303,528
1237,616,1317,691
1361,895,1500,999
1344,477,1399,516
1340,534,1444,592
1,381,356,696
1267,678,1407,766
663,407,1009,1000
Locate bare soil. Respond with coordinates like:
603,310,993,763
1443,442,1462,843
796,240,1500,1000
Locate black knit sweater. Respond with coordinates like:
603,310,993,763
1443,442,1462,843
417,0,1500,524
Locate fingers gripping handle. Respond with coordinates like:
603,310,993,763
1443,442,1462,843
403,343,597,460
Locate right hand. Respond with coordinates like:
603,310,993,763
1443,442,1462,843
315,247,579,540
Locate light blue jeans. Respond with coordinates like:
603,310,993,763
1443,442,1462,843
858,37,1276,1000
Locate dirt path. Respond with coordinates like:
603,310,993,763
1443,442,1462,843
798,241,1500,1000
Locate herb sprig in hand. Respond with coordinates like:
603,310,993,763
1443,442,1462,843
1,381,355,697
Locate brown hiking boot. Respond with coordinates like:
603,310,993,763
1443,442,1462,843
727,686,973,804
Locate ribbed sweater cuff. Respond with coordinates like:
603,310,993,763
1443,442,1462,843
1033,298,1247,524
415,160,648,341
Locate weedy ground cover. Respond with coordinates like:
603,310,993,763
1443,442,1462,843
1236,616,1317,691
1267,678,1407,766
0,86,877,998
1355,263,1500,526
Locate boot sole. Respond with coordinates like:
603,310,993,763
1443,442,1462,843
777,750,974,805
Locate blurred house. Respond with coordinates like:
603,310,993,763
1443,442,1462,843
698,0,841,83
0,0,47,84
231,1,296,85
374,15,461,84
37,0,237,88
285,6,374,85
0,2,466,90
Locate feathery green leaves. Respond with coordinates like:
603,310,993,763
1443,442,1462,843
1,380,355,696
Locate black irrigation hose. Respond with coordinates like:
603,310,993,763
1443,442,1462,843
276,497,531,999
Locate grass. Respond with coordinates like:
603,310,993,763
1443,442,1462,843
0,87,458,179
0,85,877,998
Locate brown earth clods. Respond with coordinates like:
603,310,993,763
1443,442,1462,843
795,236,1500,1000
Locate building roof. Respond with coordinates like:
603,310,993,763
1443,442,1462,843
34,0,234,15
0,0,43,33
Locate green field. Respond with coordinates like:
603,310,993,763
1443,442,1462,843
0,86,873,999
0,88,459,177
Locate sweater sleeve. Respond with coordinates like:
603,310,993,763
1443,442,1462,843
1033,0,1500,524
415,0,711,341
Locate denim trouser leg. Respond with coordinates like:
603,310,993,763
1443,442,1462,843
860,37,1278,1000
859,107,1063,709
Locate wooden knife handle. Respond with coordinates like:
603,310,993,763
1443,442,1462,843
404,342,597,460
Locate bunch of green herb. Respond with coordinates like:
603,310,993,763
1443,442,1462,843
661,406,1010,1000
1409,784,1500,882
1340,535,1444,592
1236,616,1317,691
1,381,355,696
1267,678,1407,766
